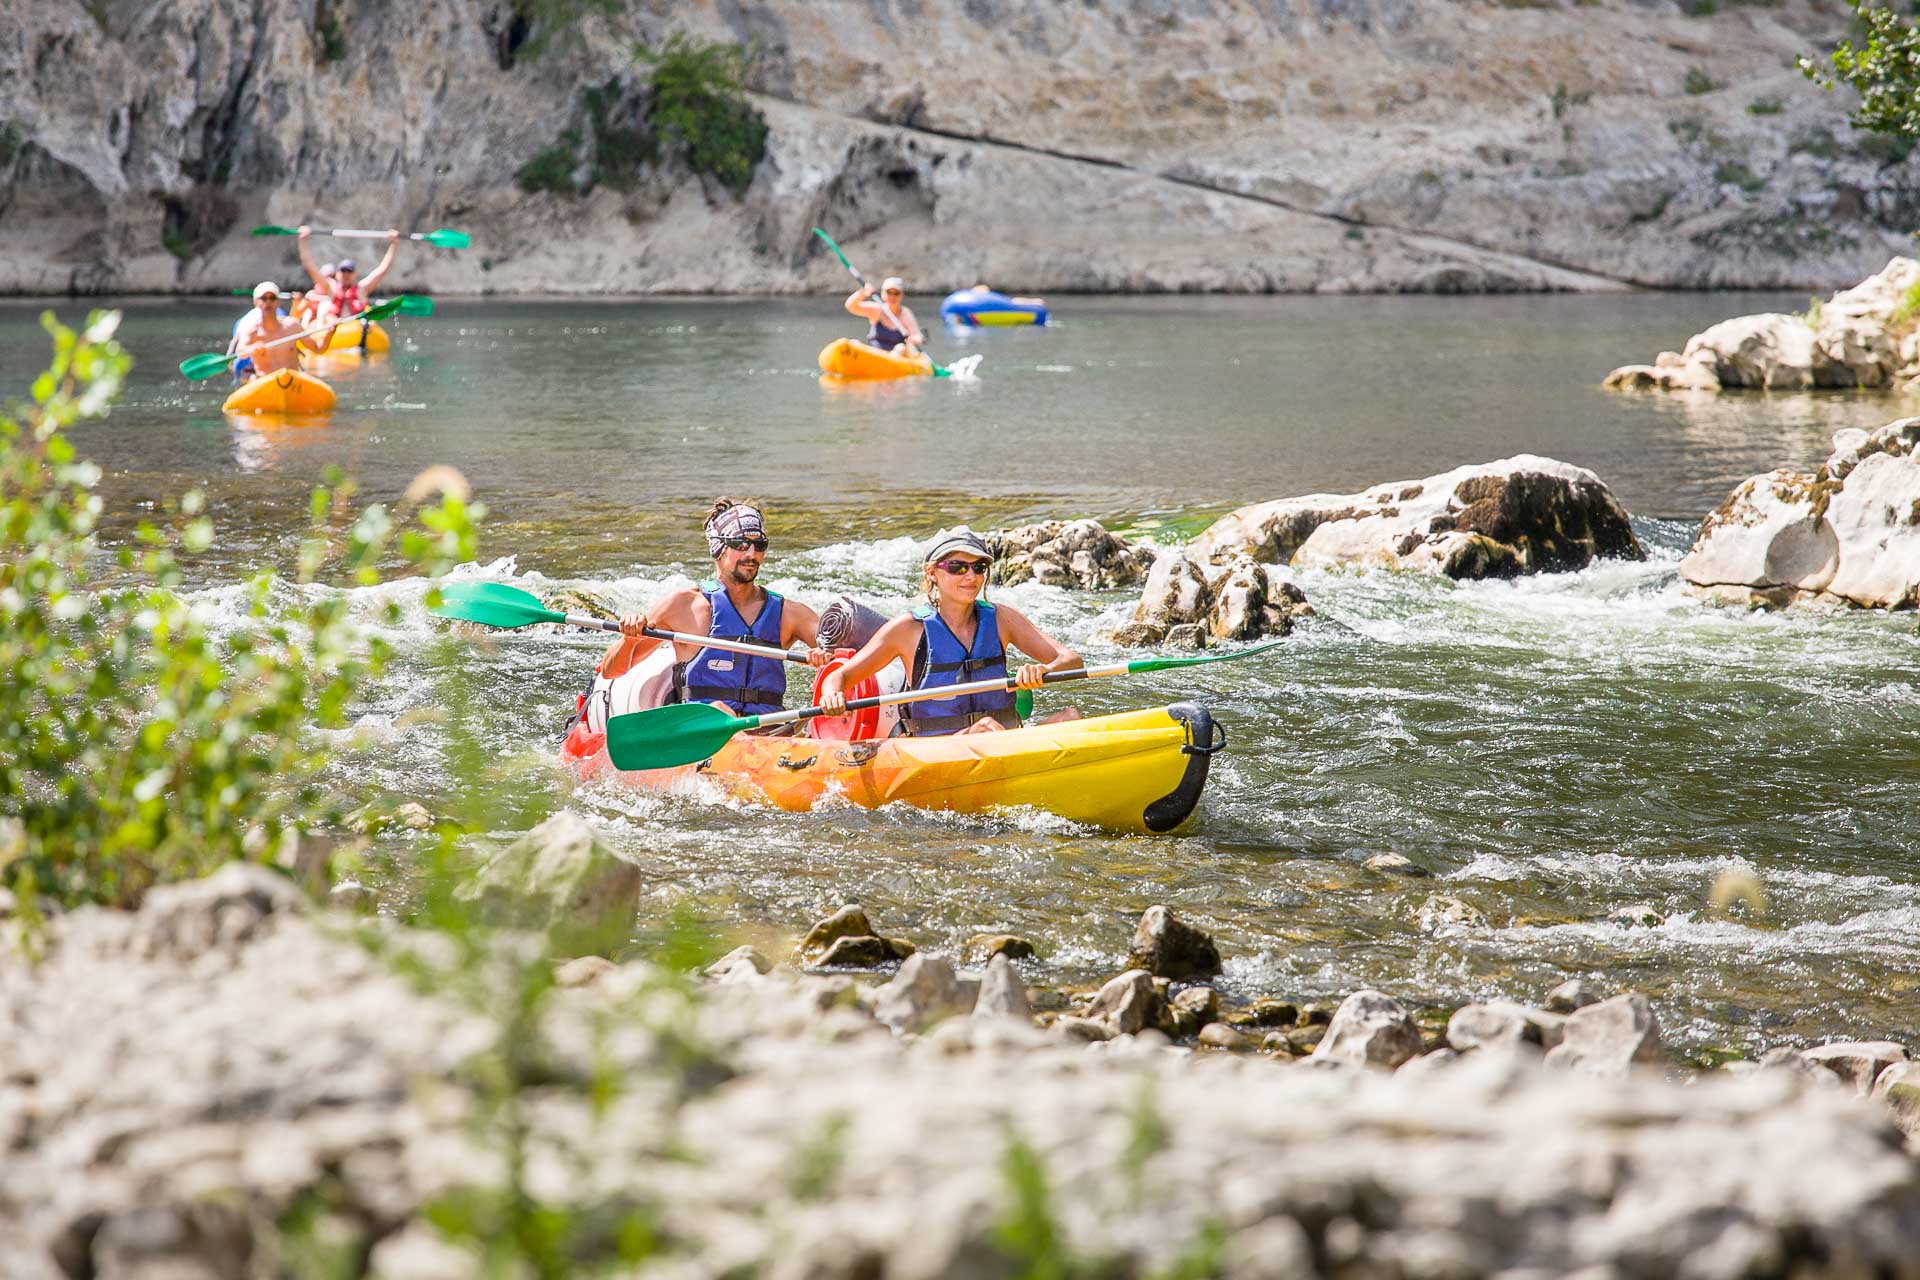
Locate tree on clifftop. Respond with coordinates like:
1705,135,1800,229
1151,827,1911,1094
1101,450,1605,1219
1800,0,1920,141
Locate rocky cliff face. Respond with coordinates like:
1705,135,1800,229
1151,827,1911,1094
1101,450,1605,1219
4,0,1917,296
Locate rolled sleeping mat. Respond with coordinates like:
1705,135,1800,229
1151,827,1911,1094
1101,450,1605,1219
816,595,891,652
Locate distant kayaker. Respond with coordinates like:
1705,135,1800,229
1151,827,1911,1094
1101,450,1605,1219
845,276,925,354
229,282,327,381
817,527,1083,735
595,499,830,721
296,225,401,321
292,263,336,324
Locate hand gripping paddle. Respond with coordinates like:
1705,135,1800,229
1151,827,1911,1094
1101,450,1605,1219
428,580,812,665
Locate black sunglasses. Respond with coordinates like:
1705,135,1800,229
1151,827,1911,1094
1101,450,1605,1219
722,537,769,553
935,558,991,576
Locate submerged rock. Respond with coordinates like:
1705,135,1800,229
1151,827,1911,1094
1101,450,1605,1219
1119,552,1310,646
1681,418,1920,610
1544,979,1604,1014
986,519,1154,590
965,933,1036,963
1185,456,1644,580
798,904,914,970
1605,258,1920,392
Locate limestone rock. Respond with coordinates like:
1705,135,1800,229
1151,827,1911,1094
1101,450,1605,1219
1085,970,1163,1037
1165,986,1220,1038
985,519,1154,590
1187,456,1643,580
1607,901,1665,929
965,933,1036,963
1396,1048,1462,1080
1446,1002,1567,1053
1608,259,1920,392
392,801,433,831
1364,852,1430,877
1198,1023,1258,1052
1544,979,1603,1014
1122,552,1313,643
1681,417,1920,609
798,904,913,970
1421,895,1488,930
873,954,975,1034
1872,1062,1920,1140
1803,1041,1911,1097
555,955,617,988
327,879,377,913
704,946,772,984
1126,906,1222,980
1229,998,1301,1030
973,954,1033,1022
1543,993,1664,1077
1051,1015,1116,1044
130,862,305,959
1315,990,1423,1071
457,811,640,956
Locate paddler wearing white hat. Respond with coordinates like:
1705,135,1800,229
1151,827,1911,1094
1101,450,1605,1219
844,273,925,354
817,526,1083,735
226,281,327,382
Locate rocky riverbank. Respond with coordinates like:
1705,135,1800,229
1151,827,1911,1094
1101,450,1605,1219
6,0,1918,296
6,859,1920,1278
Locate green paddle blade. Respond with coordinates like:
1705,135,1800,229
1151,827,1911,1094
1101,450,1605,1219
394,294,434,316
606,701,755,771
1126,637,1289,674
428,580,563,629
180,352,236,380
250,224,298,237
421,229,471,249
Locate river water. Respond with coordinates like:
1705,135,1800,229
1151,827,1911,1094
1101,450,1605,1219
8,294,1919,1058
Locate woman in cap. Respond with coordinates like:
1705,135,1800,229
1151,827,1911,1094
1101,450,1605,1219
844,275,925,354
817,527,1081,735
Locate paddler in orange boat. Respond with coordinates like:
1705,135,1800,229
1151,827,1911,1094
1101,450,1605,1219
577,500,831,735
228,281,329,383
291,262,336,324
844,275,925,355
296,225,401,322
817,527,1083,735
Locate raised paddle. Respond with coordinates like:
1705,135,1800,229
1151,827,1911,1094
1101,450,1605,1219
178,296,433,380
252,224,472,250
811,228,982,381
428,580,813,665
604,639,1287,771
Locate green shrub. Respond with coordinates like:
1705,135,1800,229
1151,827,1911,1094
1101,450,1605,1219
160,229,193,260
1685,67,1718,95
1714,160,1766,192
0,312,481,918
635,34,768,195
0,122,24,167
1669,118,1703,146
583,79,658,191
1891,279,1920,331
1857,130,1917,163
1747,96,1785,115
315,12,348,63
517,135,581,195
510,0,619,62
1799,0,1920,142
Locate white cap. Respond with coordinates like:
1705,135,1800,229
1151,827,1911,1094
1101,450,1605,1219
252,281,280,300
923,526,992,564
880,276,905,293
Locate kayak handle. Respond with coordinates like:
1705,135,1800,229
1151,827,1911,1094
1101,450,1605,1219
1183,717,1228,757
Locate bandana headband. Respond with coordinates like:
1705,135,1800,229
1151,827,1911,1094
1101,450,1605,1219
705,505,766,558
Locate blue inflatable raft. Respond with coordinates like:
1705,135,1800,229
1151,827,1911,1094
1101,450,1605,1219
940,288,1048,328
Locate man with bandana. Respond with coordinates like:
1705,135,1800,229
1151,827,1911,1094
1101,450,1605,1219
596,498,828,718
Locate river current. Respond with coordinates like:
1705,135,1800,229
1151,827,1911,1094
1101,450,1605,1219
8,293,1918,1058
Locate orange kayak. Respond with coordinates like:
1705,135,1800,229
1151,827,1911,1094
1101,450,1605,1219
222,368,337,415
562,704,1220,834
818,339,933,381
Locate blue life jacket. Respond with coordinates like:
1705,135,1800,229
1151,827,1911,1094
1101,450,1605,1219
900,601,1020,736
867,317,907,349
677,583,787,716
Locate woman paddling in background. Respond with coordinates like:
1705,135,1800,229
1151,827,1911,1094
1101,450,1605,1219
818,527,1082,735
845,275,925,355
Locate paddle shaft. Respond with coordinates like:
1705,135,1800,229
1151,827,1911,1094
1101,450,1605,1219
244,302,390,358
746,662,1120,731
557,612,809,665
333,228,428,241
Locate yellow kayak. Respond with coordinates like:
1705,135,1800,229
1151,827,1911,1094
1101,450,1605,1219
564,704,1221,834
818,339,932,381
222,368,337,415
323,320,390,353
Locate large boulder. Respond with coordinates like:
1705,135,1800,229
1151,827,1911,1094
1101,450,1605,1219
1606,258,1920,392
1184,456,1643,580
986,519,1155,590
457,811,641,956
1680,418,1920,609
1115,553,1311,646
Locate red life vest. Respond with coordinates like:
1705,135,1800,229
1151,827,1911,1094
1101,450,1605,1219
333,280,366,317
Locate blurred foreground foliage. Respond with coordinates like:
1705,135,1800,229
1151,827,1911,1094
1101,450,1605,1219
0,310,482,917
1801,0,1920,142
